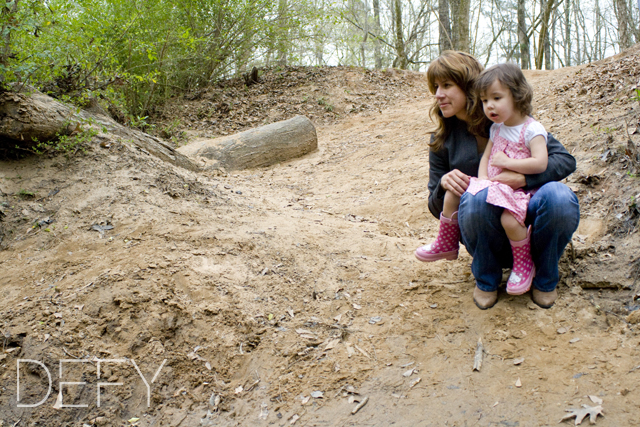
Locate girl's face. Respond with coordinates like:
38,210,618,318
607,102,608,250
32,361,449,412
434,79,468,121
480,79,521,126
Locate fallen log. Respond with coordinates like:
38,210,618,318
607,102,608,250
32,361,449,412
178,115,318,171
0,86,198,171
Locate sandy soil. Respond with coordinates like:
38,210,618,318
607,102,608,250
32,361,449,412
1,48,640,427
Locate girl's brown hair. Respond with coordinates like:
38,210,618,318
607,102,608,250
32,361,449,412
426,51,490,151
475,63,533,116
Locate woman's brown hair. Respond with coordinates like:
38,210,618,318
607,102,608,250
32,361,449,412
426,51,490,151
475,63,533,117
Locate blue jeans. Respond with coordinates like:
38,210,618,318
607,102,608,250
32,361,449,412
458,182,580,293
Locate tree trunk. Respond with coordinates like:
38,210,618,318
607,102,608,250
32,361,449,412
0,87,198,171
393,0,409,69
373,0,382,69
535,0,554,69
564,0,571,66
518,0,530,69
276,0,289,66
595,0,602,59
614,0,633,49
574,0,581,64
450,0,470,52
636,0,640,43
438,0,453,53
314,0,324,66
361,0,369,68
545,7,553,69
178,116,318,171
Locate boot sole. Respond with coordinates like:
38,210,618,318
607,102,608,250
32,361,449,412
473,296,498,310
414,250,458,262
506,266,535,295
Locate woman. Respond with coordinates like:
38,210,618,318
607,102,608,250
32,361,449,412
415,51,579,309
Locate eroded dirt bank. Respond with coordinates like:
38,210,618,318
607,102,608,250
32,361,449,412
1,48,640,426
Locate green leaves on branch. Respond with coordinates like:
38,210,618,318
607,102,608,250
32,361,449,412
2,0,322,118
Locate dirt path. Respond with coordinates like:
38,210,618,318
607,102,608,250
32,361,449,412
1,52,640,426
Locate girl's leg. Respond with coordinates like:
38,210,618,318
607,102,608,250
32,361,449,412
442,191,460,219
502,210,535,295
500,209,526,241
415,191,461,262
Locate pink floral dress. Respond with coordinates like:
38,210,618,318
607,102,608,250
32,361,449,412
466,117,537,226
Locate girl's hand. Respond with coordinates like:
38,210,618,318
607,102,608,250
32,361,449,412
490,151,511,169
440,169,470,197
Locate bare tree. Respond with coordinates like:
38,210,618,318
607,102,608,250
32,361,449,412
450,0,471,51
613,0,633,49
518,0,530,68
545,0,553,69
373,0,382,68
439,0,453,52
392,0,409,68
534,0,555,69
360,0,370,67
563,0,571,66
276,0,289,66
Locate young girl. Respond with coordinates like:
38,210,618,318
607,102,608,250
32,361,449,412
415,63,548,296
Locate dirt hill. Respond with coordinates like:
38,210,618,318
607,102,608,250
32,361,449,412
1,47,639,426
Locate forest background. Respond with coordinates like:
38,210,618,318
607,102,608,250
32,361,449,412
1,0,639,127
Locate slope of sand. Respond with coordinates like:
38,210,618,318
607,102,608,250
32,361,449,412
1,48,639,426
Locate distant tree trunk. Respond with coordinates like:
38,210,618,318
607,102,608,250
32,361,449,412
313,0,324,65
574,0,581,64
373,0,382,68
613,0,633,49
438,0,453,53
276,0,289,66
361,0,369,67
545,7,553,69
595,0,602,59
564,0,571,66
535,0,554,69
635,0,640,43
450,0,470,52
393,0,409,68
518,0,530,69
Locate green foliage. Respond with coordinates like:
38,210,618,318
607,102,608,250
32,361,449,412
17,189,36,199
27,116,100,155
317,96,334,112
161,119,188,147
1,0,323,119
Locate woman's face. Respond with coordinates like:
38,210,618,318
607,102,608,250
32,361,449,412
434,79,468,121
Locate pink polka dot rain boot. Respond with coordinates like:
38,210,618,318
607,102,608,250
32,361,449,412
506,226,535,295
415,212,460,262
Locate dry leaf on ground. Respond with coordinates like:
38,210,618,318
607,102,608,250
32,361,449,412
560,404,604,425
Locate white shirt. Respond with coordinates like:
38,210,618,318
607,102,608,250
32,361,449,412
489,120,548,149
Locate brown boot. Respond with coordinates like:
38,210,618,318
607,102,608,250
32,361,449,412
473,286,498,310
532,288,557,309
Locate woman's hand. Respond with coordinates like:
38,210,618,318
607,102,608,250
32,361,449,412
490,170,526,190
440,169,470,197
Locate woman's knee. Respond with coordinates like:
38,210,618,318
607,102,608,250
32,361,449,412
530,182,580,231
460,191,501,224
